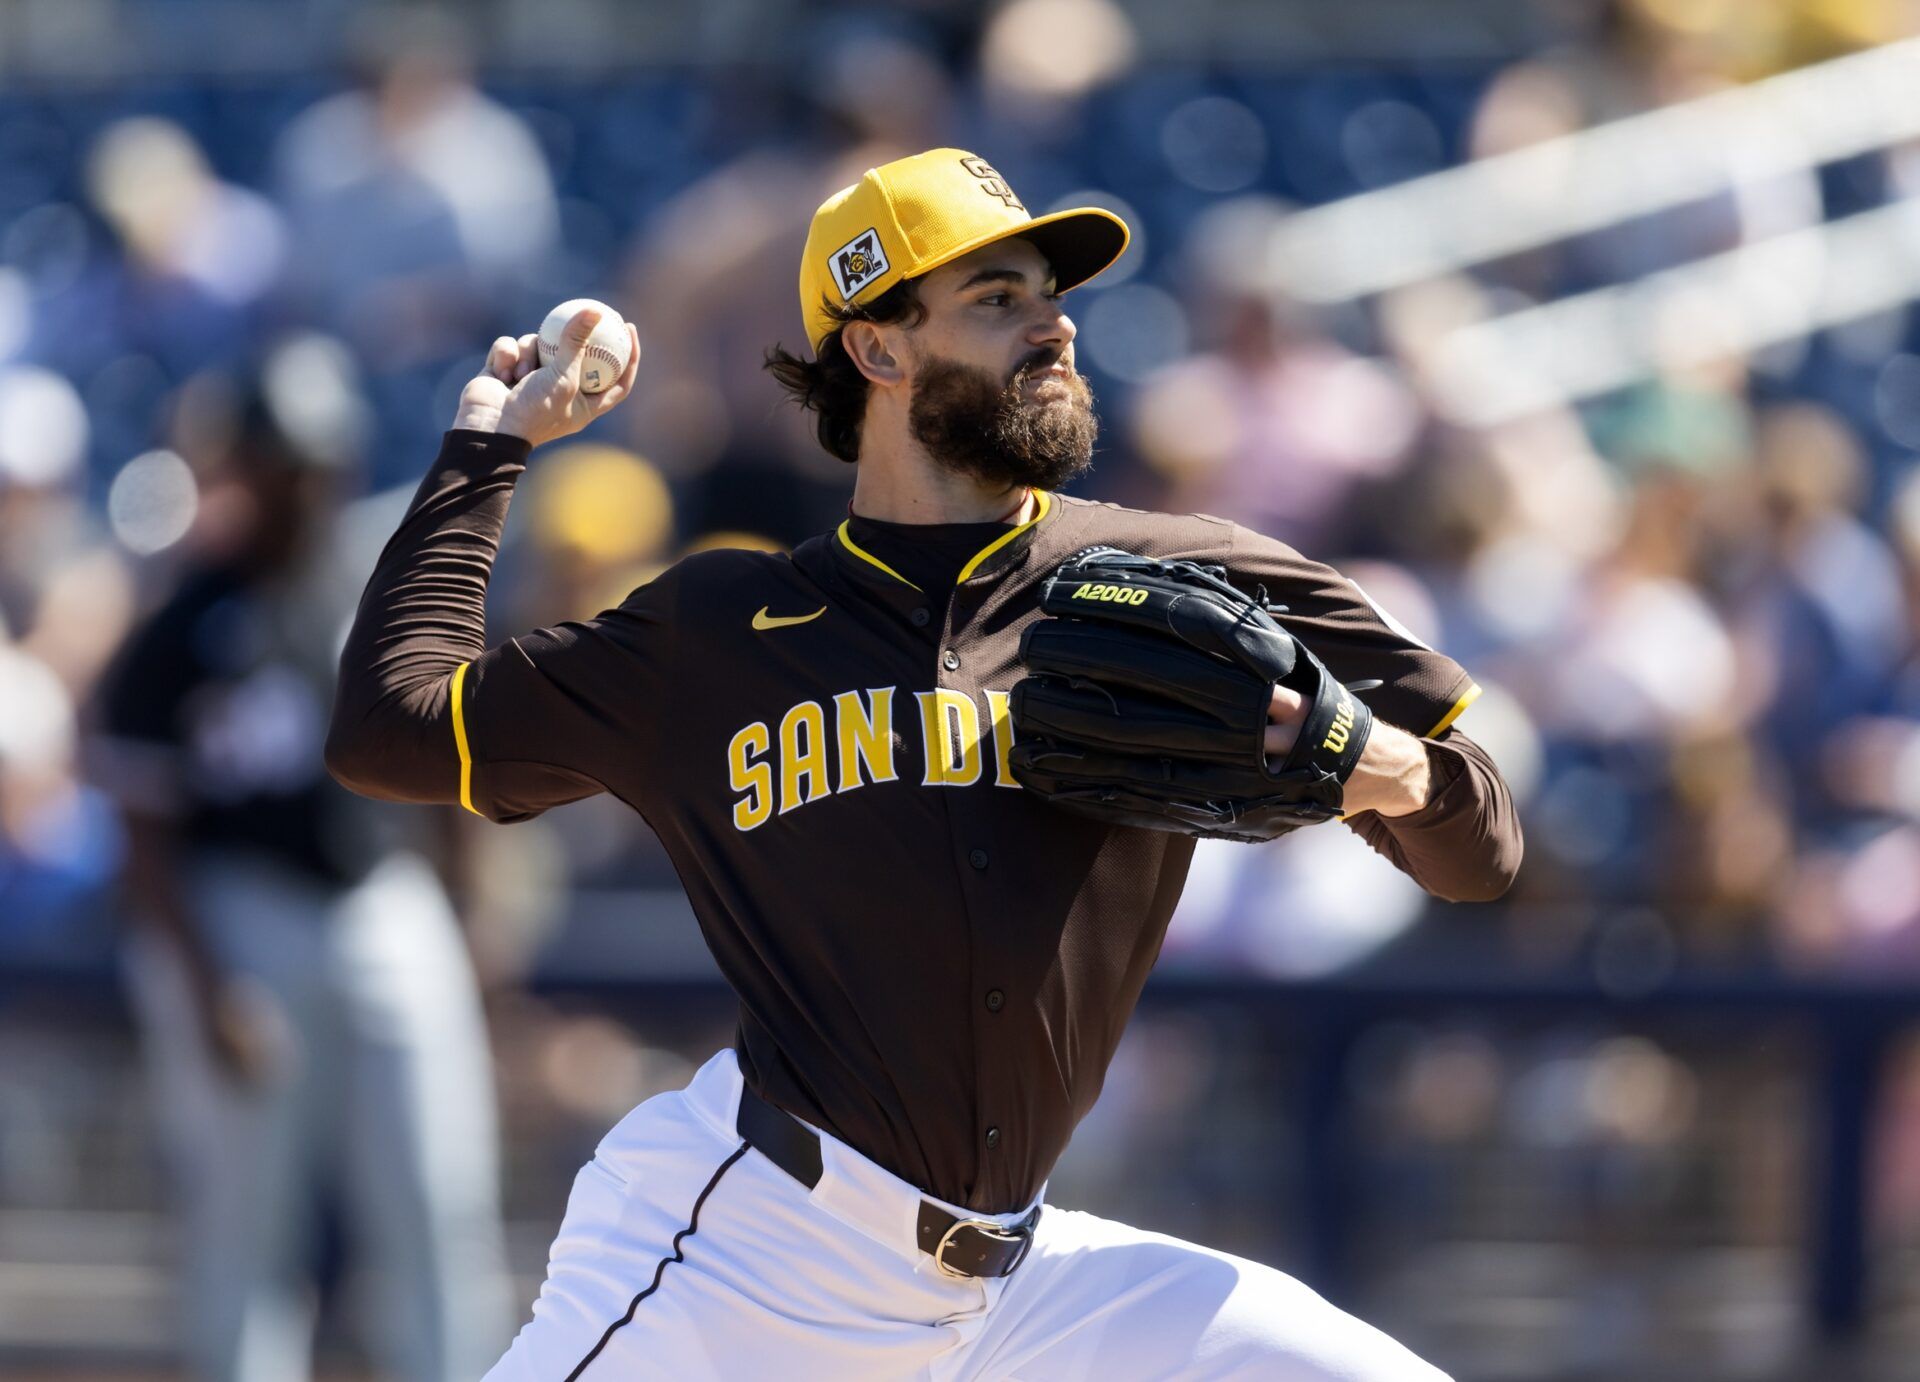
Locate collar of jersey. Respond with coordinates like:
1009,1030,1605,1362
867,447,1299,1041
834,489,1055,592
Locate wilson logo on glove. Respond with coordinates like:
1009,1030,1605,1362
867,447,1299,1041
1321,689,1355,754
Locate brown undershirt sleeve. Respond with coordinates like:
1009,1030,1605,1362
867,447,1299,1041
325,429,531,806
1343,727,1523,903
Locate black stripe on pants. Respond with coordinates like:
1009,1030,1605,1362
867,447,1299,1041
565,1143,750,1380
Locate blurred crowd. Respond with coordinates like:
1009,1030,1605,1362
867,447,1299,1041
1,0,1919,1370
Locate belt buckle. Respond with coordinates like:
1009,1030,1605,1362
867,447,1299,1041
933,1216,1034,1279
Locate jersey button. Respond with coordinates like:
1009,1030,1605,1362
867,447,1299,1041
969,848,988,870
942,649,960,671
910,608,931,628
985,989,1004,1012
984,1126,1001,1150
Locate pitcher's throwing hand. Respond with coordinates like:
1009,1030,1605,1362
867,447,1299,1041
453,300,640,448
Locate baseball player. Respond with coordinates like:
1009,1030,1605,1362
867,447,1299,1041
103,389,510,1381
328,149,1521,1379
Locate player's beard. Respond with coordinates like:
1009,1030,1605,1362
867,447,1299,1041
907,351,1098,492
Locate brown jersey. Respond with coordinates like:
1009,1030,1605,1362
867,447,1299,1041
328,431,1521,1212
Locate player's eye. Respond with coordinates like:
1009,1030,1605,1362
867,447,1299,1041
979,293,1010,307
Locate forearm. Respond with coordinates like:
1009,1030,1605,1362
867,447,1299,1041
1340,719,1431,818
324,429,530,802
1344,728,1523,902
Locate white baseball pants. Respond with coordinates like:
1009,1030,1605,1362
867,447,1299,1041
486,1049,1450,1381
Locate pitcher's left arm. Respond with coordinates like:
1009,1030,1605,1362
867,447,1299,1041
1224,522,1522,902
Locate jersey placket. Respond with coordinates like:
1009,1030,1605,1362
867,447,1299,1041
934,559,1039,1209
827,499,1055,1209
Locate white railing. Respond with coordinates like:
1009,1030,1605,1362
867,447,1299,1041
1266,39,1920,305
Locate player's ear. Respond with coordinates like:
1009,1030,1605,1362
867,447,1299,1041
841,321,906,389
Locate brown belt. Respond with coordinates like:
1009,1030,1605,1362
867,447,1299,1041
734,1084,1040,1280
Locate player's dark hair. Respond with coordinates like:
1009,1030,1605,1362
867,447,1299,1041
764,280,926,465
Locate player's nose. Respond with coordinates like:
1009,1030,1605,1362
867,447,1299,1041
1029,300,1076,351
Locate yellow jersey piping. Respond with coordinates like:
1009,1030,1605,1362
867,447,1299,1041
957,489,1052,583
835,489,1053,590
450,661,481,817
835,521,924,591
1425,681,1482,738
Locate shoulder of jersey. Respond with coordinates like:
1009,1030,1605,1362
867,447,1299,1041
631,542,830,628
1043,493,1238,558
656,544,802,593
668,545,796,580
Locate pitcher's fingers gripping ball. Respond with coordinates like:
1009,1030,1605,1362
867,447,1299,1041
538,298,637,394
459,303,640,449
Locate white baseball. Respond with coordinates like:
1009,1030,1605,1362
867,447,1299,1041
537,298,636,395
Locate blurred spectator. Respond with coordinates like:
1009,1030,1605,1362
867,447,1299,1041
274,6,559,481
0,644,121,945
1823,462,1920,824
978,0,1138,131
1131,200,1422,552
275,9,557,307
515,441,676,619
1727,404,1910,796
85,117,288,378
0,365,103,640
92,376,508,1381
616,24,954,537
1464,3,1823,298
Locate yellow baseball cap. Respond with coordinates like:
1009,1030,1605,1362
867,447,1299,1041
799,148,1130,351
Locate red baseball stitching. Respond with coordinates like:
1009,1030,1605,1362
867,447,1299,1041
541,336,628,375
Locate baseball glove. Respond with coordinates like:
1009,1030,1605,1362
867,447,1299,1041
1008,547,1377,842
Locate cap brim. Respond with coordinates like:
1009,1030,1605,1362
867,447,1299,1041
1013,207,1131,294
913,206,1131,299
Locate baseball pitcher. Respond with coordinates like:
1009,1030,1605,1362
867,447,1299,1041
328,148,1521,1380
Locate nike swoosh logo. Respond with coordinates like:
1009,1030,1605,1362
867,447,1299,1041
752,605,827,631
